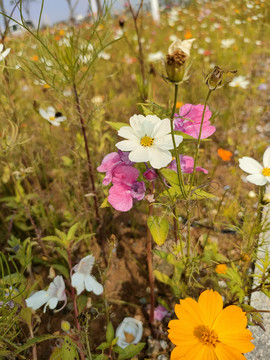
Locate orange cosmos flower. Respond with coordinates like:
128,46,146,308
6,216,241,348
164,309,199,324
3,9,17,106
32,55,39,61
218,148,233,162
168,289,254,360
215,264,228,274
184,31,192,39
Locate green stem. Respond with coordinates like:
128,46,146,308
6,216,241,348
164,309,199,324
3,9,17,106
170,83,186,199
188,90,212,196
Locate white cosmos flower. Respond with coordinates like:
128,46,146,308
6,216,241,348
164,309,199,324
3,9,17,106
116,115,183,169
220,38,235,48
39,106,66,126
0,44,10,62
116,317,143,349
168,38,195,57
239,147,270,186
25,276,67,313
71,255,103,296
229,76,249,89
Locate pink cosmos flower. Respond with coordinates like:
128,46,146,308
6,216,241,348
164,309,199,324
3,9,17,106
97,151,134,185
108,165,146,212
174,103,215,139
168,155,208,174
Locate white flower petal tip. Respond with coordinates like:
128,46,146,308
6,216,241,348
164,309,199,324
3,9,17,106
71,255,103,296
117,115,182,169
115,317,143,349
239,148,270,186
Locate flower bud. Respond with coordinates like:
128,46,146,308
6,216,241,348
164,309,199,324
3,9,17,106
143,168,158,181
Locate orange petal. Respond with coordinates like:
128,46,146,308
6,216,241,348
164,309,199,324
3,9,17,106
171,342,210,360
176,298,205,326
213,305,247,334
198,290,223,327
214,342,249,360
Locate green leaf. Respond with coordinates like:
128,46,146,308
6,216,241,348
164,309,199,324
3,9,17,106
106,321,115,343
189,188,216,200
100,197,110,208
77,295,88,314
106,121,127,131
154,270,173,287
117,343,145,360
62,337,79,359
67,223,79,242
147,216,169,246
160,168,179,188
52,263,69,278
97,341,110,350
14,334,63,355
49,347,62,360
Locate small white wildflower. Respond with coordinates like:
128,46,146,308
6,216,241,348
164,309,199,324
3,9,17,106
39,106,66,126
116,317,143,348
71,255,103,296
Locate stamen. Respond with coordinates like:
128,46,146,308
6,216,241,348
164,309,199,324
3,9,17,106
262,168,270,176
140,135,154,147
193,325,219,347
49,116,55,121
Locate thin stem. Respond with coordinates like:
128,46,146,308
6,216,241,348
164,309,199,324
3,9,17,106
72,83,100,226
188,90,212,195
67,245,85,360
146,186,155,324
170,83,186,199
127,0,147,100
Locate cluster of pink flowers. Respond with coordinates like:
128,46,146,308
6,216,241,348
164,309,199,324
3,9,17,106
98,104,214,212
97,150,146,212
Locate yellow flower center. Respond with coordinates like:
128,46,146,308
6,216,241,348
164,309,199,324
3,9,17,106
194,325,219,347
140,135,154,147
49,116,55,121
262,168,270,176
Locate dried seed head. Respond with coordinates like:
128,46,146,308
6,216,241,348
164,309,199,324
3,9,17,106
205,66,225,90
165,50,187,83
205,66,237,91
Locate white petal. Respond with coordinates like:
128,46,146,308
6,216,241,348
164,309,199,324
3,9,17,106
55,116,66,122
48,120,60,126
71,273,85,295
118,126,138,140
129,115,145,137
129,146,150,162
149,148,172,169
1,48,10,59
76,255,95,275
47,106,56,117
84,275,103,295
47,297,58,310
152,118,171,138
116,139,139,151
25,290,49,310
263,147,270,168
39,108,49,120
246,174,267,186
239,157,263,174
174,135,183,147
0,44,3,52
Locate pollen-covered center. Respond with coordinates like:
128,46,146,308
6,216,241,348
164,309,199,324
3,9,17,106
49,116,56,121
262,168,270,176
194,325,219,347
140,135,154,147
